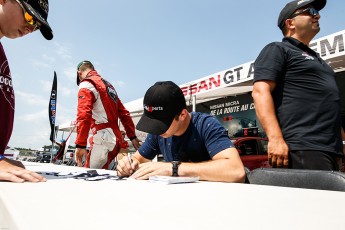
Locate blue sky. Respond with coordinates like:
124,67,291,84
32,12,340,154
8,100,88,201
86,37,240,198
4,0,345,150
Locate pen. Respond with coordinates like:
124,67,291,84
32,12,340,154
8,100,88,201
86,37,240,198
127,152,132,164
128,152,134,175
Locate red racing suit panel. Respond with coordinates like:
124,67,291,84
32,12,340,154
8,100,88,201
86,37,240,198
75,87,96,147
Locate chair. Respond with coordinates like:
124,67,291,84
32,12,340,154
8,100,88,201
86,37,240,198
247,168,345,192
54,160,63,165
66,158,75,166
244,167,250,184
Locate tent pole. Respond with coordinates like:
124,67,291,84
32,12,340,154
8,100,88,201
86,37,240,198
192,95,196,112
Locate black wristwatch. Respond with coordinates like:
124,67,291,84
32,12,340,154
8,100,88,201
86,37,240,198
172,161,181,177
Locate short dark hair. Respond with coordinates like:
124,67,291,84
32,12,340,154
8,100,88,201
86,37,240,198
77,61,94,72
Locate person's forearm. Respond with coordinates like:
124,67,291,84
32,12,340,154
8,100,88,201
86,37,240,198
178,159,245,183
131,151,151,163
253,90,283,141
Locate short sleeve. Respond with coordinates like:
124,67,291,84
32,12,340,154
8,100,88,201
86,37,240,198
254,42,286,83
197,115,234,158
138,134,160,160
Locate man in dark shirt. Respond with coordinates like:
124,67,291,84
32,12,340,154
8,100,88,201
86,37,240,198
0,0,53,182
252,0,343,170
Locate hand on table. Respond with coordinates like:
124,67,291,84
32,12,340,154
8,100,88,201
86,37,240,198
130,162,171,180
0,159,46,183
116,155,139,177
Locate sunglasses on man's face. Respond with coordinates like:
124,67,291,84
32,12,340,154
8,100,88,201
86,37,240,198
290,7,319,19
15,0,40,31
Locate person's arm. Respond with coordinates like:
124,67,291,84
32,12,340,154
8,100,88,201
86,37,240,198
0,158,46,183
340,128,345,172
74,86,95,166
252,80,289,167
54,140,62,148
75,87,95,148
120,148,244,183
75,85,96,167
177,148,244,182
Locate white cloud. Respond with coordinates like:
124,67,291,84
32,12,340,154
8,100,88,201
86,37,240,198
17,109,46,122
53,42,73,61
30,53,56,69
16,90,46,106
116,80,126,87
40,80,54,92
62,66,77,83
31,58,52,69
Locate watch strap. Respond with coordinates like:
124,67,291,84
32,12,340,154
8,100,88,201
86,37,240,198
172,161,180,177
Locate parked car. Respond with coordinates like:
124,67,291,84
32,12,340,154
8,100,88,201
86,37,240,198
34,154,43,162
64,149,75,163
230,137,271,170
41,154,52,163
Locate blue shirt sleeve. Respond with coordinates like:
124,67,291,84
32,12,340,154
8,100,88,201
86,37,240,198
194,113,234,158
138,133,161,160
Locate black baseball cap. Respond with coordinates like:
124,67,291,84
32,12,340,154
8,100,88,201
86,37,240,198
278,0,326,30
136,81,187,135
19,0,53,40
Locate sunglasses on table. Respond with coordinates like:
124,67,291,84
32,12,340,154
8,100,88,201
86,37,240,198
15,0,40,31
290,7,319,19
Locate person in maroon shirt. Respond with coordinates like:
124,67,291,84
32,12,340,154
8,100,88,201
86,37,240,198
0,0,53,182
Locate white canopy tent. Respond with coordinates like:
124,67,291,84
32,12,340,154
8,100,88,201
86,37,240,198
57,121,77,132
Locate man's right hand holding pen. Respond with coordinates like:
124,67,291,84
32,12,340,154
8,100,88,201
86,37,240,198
117,152,173,180
116,152,140,177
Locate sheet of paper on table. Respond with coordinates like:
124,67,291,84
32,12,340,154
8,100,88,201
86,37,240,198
149,176,199,184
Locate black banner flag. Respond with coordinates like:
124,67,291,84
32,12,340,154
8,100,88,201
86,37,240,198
49,72,57,142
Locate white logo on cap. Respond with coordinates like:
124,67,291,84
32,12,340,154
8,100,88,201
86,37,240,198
38,0,49,13
144,105,163,112
297,0,311,5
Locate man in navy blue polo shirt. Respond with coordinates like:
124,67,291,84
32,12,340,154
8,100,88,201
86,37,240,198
116,81,245,182
252,0,343,170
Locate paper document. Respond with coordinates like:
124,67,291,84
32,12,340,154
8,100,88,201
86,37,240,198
149,176,199,184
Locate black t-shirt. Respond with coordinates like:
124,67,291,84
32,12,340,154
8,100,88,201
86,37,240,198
254,37,342,156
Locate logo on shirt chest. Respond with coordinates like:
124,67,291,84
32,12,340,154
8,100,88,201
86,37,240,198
102,79,118,103
0,60,14,110
301,52,315,61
